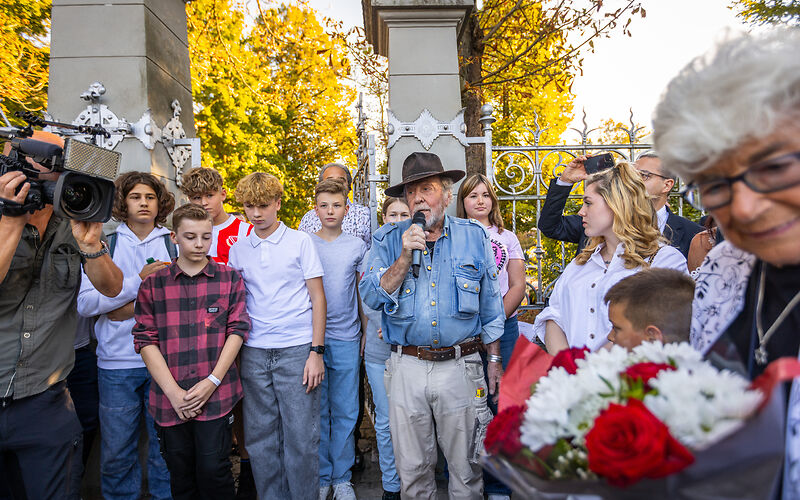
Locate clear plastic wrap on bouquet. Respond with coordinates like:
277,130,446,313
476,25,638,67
482,387,785,500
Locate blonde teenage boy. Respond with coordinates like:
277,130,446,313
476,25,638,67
311,179,368,500
228,173,327,500
181,167,252,265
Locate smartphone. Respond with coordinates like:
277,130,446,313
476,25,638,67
146,257,156,264
583,153,615,174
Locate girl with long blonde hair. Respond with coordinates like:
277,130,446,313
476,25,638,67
529,161,688,354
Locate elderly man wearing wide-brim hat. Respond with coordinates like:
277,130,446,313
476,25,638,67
360,152,505,499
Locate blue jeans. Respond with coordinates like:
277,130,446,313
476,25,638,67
482,316,519,495
319,338,360,487
98,367,171,500
240,343,320,500
365,361,401,493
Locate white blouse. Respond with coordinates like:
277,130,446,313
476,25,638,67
529,243,688,351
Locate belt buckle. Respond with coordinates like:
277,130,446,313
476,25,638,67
416,346,424,359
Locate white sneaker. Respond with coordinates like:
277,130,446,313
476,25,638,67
332,482,357,500
488,495,511,500
319,485,331,500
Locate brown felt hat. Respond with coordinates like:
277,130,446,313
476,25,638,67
384,152,466,198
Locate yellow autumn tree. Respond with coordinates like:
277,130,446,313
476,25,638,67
0,0,50,120
186,0,357,226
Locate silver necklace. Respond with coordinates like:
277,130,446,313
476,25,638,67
754,262,800,365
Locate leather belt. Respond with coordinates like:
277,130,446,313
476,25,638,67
390,337,482,362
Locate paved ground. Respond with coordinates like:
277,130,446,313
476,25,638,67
81,404,449,499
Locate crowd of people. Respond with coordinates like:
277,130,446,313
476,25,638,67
0,26,799,500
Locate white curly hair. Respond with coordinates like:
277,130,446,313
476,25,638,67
653,28,800,181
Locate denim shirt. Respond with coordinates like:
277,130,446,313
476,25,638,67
359,215,504,347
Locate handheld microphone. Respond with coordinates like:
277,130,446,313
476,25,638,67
411,211,426,278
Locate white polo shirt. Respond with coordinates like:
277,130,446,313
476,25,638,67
228,222,324,349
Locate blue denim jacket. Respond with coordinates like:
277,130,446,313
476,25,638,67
359,216,505,347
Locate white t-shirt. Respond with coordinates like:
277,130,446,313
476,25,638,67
210,215,252,265
228,222,324,349
530,243,688,352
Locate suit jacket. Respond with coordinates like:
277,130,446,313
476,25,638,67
537,178,703,258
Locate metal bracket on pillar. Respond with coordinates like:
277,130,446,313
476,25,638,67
161,100,196,185
387,108,469,150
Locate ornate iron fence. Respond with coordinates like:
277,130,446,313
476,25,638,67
355,99,694,311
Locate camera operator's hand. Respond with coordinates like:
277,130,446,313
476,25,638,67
558,155,589,184
70,220,105,254
139,261,169,280
0,171,32,224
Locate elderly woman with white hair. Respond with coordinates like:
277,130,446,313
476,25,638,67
653,28,800,497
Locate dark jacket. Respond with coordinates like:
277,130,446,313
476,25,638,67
537,178,703,258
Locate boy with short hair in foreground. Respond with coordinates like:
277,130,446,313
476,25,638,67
227,172,327,499
181,167,252,265
311,178,368,500
132,203,251,500
604,268,695,350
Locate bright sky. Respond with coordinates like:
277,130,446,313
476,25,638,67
307,0,745,139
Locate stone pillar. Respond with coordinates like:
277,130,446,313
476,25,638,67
48,0,194,192
363,0,473,202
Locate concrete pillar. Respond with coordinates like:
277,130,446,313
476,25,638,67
48,0,194,192
363,0,473,200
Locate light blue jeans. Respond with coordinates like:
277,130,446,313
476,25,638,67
319,338,361,487
97,367,172,500
240,343,320,500
365,360,401,493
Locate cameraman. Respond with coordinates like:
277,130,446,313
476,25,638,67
0,132,123,500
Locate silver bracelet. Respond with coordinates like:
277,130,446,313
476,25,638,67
488,354,503,363
207,374,221,387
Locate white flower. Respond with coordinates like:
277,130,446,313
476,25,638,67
644,365,762,449
630,341,704,369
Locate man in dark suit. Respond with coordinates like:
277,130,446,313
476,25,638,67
538,152,702,257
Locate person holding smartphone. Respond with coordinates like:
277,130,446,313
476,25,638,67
538,152,702,257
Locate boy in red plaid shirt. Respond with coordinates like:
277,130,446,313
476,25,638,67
132,203,251,500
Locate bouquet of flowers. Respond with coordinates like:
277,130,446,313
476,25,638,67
483,342,786,499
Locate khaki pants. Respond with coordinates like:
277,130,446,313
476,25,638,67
385,350,493,500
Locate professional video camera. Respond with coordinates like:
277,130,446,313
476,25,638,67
0,112,120,222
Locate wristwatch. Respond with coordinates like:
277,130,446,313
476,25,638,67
310,345,325,355
79,241,109,261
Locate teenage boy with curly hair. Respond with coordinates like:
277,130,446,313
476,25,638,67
77,171,175,500
228,172,327,500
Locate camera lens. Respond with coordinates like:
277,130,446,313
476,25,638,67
62,182,94,213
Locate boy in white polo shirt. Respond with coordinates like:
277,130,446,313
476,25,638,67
227,172,327,500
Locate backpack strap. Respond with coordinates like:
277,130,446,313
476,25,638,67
162,233,178,260
107,232,118,258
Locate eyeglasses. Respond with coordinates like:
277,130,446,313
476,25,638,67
637,169,671,182
681,151,800,211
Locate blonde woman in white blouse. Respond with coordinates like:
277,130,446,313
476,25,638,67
531,161,688,354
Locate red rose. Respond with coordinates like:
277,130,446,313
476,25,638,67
624,362,675,390
585,399,694,486
549,346,590,374
485,405,525,456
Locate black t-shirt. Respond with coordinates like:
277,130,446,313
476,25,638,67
426,240,436,258
724,261,800,378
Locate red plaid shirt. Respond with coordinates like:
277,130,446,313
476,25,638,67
133,259,250,427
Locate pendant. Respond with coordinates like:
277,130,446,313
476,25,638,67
755,345,769,365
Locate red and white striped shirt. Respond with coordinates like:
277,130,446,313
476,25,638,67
211,215,252,265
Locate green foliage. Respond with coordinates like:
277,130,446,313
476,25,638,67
187,0,357,227
730,0,800,25
0,0,51,120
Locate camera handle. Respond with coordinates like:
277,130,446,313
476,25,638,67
0,196,40,217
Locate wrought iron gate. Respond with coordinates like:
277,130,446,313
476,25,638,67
354,100,692,312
